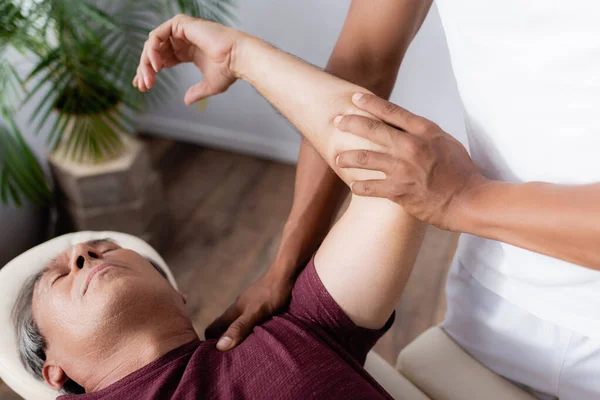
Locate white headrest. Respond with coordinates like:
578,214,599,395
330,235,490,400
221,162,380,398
0,231,176,400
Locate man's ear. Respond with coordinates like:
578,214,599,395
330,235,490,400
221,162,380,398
42,361,69,390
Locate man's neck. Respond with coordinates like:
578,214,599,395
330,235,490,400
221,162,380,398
80,323,198,392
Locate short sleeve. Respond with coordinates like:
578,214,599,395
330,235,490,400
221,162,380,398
287,255,395,365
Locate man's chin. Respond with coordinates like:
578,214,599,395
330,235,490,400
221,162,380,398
85,270,131,296
91,277,172,316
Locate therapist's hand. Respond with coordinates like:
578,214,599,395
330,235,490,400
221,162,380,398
133,14,241,105
204,268,294,351
336,94,488,231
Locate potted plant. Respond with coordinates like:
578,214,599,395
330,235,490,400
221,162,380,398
0,0,235,263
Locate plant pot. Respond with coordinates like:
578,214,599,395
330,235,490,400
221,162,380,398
48,123,164,241
50,105,130,165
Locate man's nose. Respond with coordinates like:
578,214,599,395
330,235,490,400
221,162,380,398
70,244,101,272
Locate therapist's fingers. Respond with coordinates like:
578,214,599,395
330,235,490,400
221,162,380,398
205,304,239,341
335,114,410,148
351,179,404,199
216,312,258,352
352,93,432,134
336,150,396,174
205,302,258,352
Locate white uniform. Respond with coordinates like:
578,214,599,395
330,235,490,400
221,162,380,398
434,1,600,398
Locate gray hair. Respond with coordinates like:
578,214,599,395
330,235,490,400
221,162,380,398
12,256,167,394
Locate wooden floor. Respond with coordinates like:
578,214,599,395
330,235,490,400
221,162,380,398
0,136,458,398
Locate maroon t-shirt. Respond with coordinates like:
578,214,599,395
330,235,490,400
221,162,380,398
60,257,394,399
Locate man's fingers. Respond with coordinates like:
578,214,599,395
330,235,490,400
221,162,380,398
149,41,172,72
148,30,177,72
184,80,214,105
146,14,194,66
147,17,182,61
336,150,394,174
142,16,185,85
138,71,147,92
351,179,400,199
138,41,156,91
147,43,161,73
134,15,192,93
352,93,431,133
141,64,155,91
216,313,257,352
162,56,180,68
150,15,190,45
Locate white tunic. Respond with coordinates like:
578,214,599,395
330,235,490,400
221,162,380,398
436,0,600,338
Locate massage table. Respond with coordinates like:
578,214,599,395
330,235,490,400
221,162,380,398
0,232,536,399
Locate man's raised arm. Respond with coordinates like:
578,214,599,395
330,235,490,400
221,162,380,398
133,10,428,337
201,1,432,350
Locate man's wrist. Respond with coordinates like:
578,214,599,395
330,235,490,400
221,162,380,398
230,32,261,81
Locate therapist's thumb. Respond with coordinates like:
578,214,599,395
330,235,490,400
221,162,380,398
216,313,255,351
184,81,215,106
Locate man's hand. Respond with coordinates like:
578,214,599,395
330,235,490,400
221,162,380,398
133,14,240,105
204,269,294,351
335,93,488,231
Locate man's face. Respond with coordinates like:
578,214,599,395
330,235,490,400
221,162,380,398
31,239,184,378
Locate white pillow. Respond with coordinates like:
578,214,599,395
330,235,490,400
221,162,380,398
0,231,176,400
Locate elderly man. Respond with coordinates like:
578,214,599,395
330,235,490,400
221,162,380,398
14,15,430,399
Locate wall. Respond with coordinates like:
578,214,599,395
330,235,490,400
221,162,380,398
138,1,467,164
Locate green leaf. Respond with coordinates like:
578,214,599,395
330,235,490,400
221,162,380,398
0,119,51,207
49,112,73,151
29,69,71,126
7,182,23,208
46,112,66,150
6,117,47,184
0,167,10,205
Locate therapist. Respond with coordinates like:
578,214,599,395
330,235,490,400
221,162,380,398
206,1,600,399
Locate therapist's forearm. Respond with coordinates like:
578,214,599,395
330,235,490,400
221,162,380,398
459,180,600,270
270,141,346,280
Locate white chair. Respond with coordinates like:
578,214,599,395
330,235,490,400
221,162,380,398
0,232,535,400
396,327,537,400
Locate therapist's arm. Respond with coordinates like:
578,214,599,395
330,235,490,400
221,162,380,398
459,181,600,270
